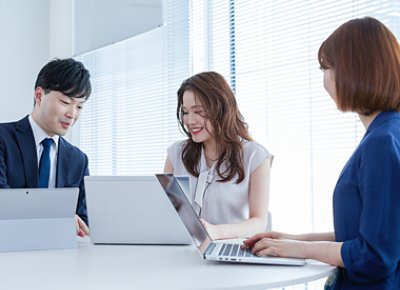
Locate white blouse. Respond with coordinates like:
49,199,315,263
167,139,272,225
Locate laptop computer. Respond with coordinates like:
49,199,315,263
0,188,79,251
84,175,192,245
156,174,306,266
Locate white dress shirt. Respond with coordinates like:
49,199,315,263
29,115,59,188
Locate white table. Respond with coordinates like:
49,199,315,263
0,238,336,290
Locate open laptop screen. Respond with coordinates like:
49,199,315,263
156,174,212,253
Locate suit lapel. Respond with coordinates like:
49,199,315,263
15,116,39,187
56,138,70,187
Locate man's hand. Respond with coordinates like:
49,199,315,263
76,215,89,237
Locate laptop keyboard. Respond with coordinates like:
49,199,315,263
218,243,258,258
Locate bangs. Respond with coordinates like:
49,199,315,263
62,85,91,99
318,40,335,70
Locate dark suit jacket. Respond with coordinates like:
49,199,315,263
0,115,89,224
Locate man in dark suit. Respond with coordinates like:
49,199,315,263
0,58,91,237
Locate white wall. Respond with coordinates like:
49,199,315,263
74,0,162,55
0,0,162,126
0,0,50,122
49,0,74,58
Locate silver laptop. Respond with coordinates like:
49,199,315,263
85,175,192,245
156,174,306,266
0,188,79,251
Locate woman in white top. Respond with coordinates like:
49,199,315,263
164,71,273,240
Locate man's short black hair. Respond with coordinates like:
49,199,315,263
35,58,91,100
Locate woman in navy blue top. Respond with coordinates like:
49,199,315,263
243,17,400,289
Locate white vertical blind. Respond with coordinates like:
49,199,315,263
189,0,400,235
77,0,190,175
77,0,399,236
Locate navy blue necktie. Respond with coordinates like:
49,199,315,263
38,138,54,188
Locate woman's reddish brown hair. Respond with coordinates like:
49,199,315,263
177,71,252,183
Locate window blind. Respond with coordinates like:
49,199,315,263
77,0,400,235
77,0,190,175
189,0,400,234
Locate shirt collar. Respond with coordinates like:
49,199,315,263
28,115,60,148
366,111,400,134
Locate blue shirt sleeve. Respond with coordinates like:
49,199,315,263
341,134,400,282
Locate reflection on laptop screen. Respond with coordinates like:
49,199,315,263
156,174,211,250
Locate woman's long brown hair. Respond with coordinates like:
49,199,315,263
177,71,253,183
